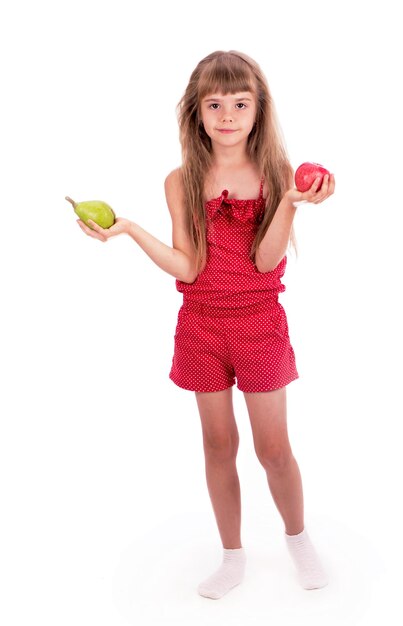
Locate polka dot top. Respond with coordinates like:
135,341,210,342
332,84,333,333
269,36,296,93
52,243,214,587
175,179,287,308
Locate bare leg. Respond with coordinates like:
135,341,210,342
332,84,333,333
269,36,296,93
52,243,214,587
244,387,328,589
244,387,304,534
195,388,242,549
195,388,246,599
266,454,304,535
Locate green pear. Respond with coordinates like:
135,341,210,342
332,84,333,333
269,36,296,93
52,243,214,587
65,196,115,229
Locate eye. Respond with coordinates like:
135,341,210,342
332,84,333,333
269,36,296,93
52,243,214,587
235,102,247,109
209,103,220,110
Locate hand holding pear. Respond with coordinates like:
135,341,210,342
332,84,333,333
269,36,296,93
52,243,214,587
66,195,131,241
65,196,116,229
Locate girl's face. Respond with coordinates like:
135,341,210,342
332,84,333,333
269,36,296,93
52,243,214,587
200,91,257,150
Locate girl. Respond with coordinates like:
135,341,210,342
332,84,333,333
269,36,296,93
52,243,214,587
78,50,335,599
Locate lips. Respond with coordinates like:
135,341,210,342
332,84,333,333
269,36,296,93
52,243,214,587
217,129,237,133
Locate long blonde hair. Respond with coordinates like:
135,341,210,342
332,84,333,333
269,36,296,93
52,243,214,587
176,50,297,274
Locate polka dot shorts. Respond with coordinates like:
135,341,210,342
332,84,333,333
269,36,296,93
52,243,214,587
169,298,299,393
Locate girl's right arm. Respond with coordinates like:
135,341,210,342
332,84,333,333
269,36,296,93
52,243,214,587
77,167,198,284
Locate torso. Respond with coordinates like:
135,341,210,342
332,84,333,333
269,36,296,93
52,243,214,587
176,166,287,308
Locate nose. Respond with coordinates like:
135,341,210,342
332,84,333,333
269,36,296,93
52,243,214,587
221,106,233,123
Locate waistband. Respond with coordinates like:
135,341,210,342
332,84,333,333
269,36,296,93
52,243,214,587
182,297,279,318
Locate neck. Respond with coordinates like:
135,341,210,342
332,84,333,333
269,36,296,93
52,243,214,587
210,143,250,170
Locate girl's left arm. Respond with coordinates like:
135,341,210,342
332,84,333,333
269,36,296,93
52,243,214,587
255,173,335,273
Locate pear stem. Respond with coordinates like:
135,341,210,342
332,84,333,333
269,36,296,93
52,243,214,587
65,196,76,209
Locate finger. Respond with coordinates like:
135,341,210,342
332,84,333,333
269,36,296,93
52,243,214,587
316,174,333,200
311,176,323,192
77,219,107,242
303,177,323,203
312,176,335,203
87,219,106,235
318,175,334,200
319,173,329,192
82,219,107,239
328,173,336,194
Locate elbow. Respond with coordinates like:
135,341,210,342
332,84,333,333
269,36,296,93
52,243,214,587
255,253,276,274
182,253,201,283
178,259,199,284
255,249,285,273
172,249,198,283
255,256,282,273
180,270,198,284
186,262,200,283
256,263,276,274
180,259,198,283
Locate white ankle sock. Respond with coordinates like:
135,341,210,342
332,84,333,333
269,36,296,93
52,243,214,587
198,547,246,599
285,528,328,589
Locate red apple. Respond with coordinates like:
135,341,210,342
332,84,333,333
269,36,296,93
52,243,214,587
294,162,330,192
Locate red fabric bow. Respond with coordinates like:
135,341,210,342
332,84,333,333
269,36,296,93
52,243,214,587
206,189,264,224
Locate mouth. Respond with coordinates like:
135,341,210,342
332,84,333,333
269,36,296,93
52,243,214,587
217,129,237,134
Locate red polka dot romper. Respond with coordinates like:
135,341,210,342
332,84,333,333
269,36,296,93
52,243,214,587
169,178,299,393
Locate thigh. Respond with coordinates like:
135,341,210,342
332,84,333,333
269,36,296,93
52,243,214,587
243,387,291,458
195,387,239,450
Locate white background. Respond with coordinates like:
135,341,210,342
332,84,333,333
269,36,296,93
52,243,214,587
1,0,402,624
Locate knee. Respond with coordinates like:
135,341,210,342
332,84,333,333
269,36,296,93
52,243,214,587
256,445,293,472
203,430,239,463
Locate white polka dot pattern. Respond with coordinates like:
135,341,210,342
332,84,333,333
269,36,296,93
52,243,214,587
176,182,287,308
169,180,299,392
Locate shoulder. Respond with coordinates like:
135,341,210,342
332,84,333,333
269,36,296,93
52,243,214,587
164,167,185,205
164,166,182,186
164,168,187,229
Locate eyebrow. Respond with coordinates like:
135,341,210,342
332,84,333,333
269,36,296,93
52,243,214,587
203,95,253,102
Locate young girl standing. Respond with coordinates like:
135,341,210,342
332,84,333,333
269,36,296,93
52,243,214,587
78,50,335,599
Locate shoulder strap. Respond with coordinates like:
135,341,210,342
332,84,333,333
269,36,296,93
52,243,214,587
259,176,265,198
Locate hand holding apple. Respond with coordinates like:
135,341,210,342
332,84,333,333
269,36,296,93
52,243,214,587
285,162,335,207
